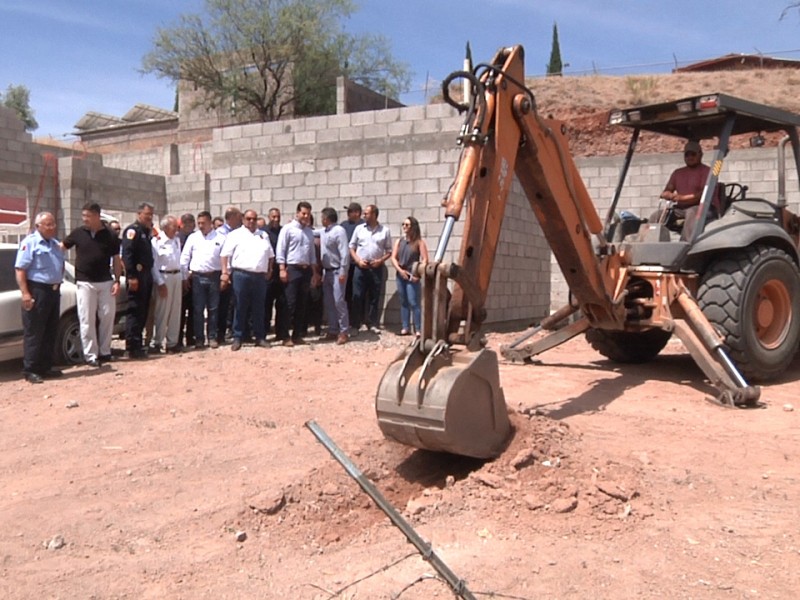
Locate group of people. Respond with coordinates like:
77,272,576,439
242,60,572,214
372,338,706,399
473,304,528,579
14,199,430,383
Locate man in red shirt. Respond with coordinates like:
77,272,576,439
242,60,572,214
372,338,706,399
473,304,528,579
656,140,718,241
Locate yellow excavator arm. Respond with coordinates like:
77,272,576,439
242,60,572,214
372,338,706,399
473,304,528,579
438,45,626,343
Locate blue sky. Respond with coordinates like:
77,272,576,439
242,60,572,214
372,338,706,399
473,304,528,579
1,0,799,139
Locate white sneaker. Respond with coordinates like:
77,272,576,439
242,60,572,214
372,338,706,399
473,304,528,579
369,326,381,334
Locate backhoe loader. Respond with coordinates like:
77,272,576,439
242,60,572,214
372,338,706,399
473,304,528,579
375,45,800,458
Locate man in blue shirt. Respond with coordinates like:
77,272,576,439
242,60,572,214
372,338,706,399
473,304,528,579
14,212,65,383
275,201,320,346
320,207,350,344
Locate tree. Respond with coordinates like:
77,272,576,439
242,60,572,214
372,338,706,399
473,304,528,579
546,22,563,77
781,3,800,18
1,84,38,131
141,0,411,121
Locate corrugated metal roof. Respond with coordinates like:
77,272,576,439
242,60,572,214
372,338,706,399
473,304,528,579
122,103,177,123
74,104,177,133
74,112,126,131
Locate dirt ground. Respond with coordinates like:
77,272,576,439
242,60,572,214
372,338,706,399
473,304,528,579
1,329,799,599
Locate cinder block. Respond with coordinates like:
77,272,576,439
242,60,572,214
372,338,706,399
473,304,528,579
351,112,376,127
328,170,351,184
317,128,340,144
364,124,388,139
400,105,426,121
231,190,250,204
363,181,388,196
353,169,375,183
305,171,328,186
283,173,305,187
365,154,388,168
271,133,295,147
251,188,273,203
340,183,364,197
388,180,413,195
340,126,363,141
231,164,250,178
339,155,362,170
389,151,414,166
375,166,400,181
273,162,293,175
294,131,316,145
387,121,413,136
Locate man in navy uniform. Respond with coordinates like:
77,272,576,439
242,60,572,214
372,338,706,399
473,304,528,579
14,212,65,383
121,202,155,359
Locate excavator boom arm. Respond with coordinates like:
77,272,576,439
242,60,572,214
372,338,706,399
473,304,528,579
438,45,624,342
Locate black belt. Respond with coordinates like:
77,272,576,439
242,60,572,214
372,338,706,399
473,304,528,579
194,271,220,277
160,269,180,274
288,264,310,270
232,268,265,274
28,280,60,291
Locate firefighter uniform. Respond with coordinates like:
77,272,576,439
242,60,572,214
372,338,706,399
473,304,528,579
122,221,154,357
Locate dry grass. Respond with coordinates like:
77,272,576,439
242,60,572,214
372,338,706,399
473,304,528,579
529,68,800,113
521,68,800,155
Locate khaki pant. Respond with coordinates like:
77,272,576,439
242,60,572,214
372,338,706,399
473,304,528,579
76,280,115,362
153,273,183,349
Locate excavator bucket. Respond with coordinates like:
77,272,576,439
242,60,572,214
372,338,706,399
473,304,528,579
375,344,511,459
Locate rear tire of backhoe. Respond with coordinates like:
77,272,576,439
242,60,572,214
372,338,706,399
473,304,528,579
585,328,672,363
698,245,800,381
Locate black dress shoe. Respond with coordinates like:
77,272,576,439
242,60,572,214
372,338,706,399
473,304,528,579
86,359,101,368
231,339,242,351
98,354,114,363
43,369,63,379
255,339,269,348
24,373,43,384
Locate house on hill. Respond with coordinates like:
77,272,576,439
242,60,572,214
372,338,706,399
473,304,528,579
675,53,800,72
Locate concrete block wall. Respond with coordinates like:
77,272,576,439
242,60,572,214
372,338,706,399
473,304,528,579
209,102,551,328
0,106,75,234
178,141,214,176
549,146,800,308
102,146,171,177
336,76,404,114
165,172,210,219
0,107,43,189
58,156,168,231
101,141,214,179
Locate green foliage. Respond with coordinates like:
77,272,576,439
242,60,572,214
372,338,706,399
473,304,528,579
625,76,657,104
141,0,411,122
1,84,38,131
546,23,563,76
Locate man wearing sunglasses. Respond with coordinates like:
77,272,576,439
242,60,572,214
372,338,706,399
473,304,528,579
655,140,718,241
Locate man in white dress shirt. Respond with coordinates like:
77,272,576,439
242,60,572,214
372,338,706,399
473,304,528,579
180,210,224,349
220,209,274,351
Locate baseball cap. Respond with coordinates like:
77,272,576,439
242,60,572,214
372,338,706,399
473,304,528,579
684,140,702,153
344,202,362,212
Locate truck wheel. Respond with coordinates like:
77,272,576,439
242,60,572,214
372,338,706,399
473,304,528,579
698,245,800,381
585,328,672,363
54,313,85,365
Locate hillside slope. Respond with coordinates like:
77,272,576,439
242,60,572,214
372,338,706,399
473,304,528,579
525,69,800,156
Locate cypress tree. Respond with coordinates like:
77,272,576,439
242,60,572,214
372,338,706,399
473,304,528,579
547,23,563,77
